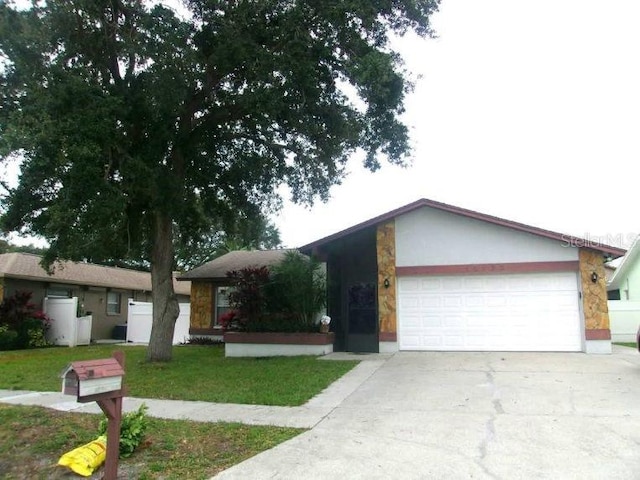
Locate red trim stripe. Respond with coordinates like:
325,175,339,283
585,329,611,340
396,261,579,276
379,332,397,342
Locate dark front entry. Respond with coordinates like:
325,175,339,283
322,227,379,353
347,283,378,353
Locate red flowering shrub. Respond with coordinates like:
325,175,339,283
0,291,52,350
226,266,270,330
218,310,240,331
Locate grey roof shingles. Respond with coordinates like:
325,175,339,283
179,249,295,281
0,252,190,296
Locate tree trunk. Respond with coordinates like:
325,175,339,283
146,212,180,362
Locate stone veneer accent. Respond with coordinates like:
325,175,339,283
377,221,397,335
190,282,213,329
579,249,610,332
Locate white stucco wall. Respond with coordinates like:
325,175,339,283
395,207,579,267
619,266,640,301
225,343,333,357
608,300,640,342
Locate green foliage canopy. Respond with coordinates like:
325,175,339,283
0,0,439,359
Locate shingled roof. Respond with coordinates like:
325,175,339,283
63,358,125,381
0,252,190,296
179,249,295,281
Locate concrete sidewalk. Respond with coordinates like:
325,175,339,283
0,354,388,429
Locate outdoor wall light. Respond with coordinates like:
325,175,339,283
591,272,598,283
383,278,390,289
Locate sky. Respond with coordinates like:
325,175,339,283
3,0,639,250
275,0,640,249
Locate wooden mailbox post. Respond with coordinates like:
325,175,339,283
61,351,126,480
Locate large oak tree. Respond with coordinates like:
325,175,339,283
0,0,439,361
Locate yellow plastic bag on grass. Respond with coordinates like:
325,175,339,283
58,435,107,477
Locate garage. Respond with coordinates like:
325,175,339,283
300,198,625,354
398,272,582,351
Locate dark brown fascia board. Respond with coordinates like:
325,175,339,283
299,198,627,258
176,275,229,282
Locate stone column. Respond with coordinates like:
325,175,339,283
579,249,611,354
377,221,397,352
190,282,213,330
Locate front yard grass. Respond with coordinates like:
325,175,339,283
0,404,303,479
613,342,637,349
0,344,358,406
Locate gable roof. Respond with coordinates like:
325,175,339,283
0,252,190,296
62,358,125,381
299,198,626,258
179,249,296,281
607,235,640,289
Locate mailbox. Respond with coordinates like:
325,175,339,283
61,358,125,400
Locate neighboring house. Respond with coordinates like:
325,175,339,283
179,249,294,336
0,253,190,340
607,235,640,300
299,198,625,354
604,263,617,284
606,236,640,343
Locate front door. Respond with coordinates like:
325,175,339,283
346,283,378,353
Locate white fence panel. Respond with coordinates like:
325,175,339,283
126,300,191,345
76,315,93,346
43,297,92,347
608,300,640,342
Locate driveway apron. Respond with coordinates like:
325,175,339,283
214,348,640,479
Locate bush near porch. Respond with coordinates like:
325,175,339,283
225,251,326,333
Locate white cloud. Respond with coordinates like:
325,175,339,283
4,1,638,250
274,0,640,249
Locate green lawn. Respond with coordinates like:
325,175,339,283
0,345,358,406
613,342,638,349
0,404,303,479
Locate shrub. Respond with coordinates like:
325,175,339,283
218,309,240,331
226,252,326,333
183,336,223,345
98,403,148,458
0,324,18,350
0,291,52,350
266,251,326,332
226,266,270,329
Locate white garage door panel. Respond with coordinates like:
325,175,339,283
398,272,581,351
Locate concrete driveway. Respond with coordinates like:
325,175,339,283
215,347,640,479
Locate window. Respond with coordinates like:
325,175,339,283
214,287,234,326
607,289,621,301
107,291,121,314
46,287,72,298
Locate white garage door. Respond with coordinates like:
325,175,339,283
398,272,582,351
